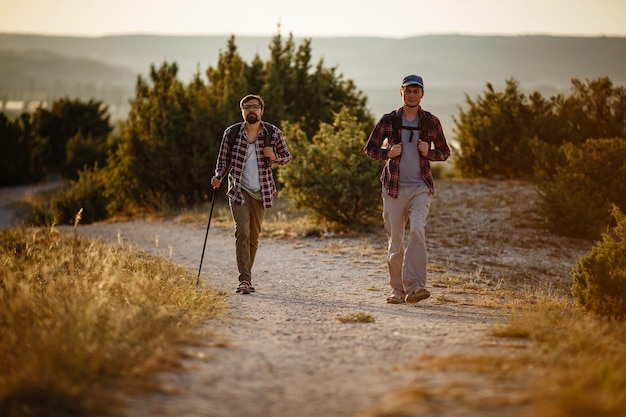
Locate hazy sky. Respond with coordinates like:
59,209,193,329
1,0,625,38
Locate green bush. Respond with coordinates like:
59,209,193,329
455,77,626,181
537,138,626,239
279,108,382,230
64,131,109,180
0,112,47,185
453,79,542,179
48,164,110,225
572,205,626,320
33,97,112,177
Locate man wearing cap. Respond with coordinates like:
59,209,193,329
364,74,451,304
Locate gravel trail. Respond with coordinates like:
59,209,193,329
63,219,507,417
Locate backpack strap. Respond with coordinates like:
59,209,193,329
262,122,273,166
389,110,401,144
228,122,243,148
418,110,433,143
262,122,273,147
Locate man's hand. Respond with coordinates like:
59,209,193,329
388,143,403,159
417,140,429,157
211,176,222,189
263,146,276,162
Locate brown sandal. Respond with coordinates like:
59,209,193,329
386,295,405,304
236,280,254,294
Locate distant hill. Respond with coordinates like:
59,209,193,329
1,33,625,134
0,48,136,100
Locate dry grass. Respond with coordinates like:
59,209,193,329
0,225,225,417
364,286,626,417
336,312,376,323
494,293,626,417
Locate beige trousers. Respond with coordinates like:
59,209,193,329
382,185,432,298
230,190,265,283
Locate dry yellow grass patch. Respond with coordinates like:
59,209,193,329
0,225,225,417
336,312,376,323
365,287,626,417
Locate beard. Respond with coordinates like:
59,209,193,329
246,113,260,124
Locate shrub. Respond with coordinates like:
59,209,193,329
0,112,47,185
279,107,382,230
33,97,112,176
572,205,626,320
64,131,109,180
106,62,215,211
453,79,541,179
48,164,110,225
537,137,626,239
455,77,626,182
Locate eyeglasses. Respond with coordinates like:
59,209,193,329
241,104,262,110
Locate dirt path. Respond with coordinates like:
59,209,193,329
59,222,515,416
0,182,60,228
5,180,592,416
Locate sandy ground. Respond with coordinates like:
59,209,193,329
1,180,592,417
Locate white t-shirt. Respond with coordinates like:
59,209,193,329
241,140,261,192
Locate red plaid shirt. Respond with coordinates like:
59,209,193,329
364,106,450,197
215,122,292,208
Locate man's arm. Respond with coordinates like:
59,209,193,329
426,116,450,162
214,128,232,179
364,116,391,161
272,128,292,166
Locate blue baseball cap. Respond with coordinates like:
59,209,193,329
402,74,424,88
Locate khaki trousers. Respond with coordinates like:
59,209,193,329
382,185,432,298
230,190,265,283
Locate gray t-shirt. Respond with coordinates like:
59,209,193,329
398,115,427,189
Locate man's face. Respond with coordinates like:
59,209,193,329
241,100,263,124
401,85,424,108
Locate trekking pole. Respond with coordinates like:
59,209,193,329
196,186,217,286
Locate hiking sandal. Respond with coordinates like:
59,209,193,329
386,295,405,304
236,280,254,294
405,288,430,304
